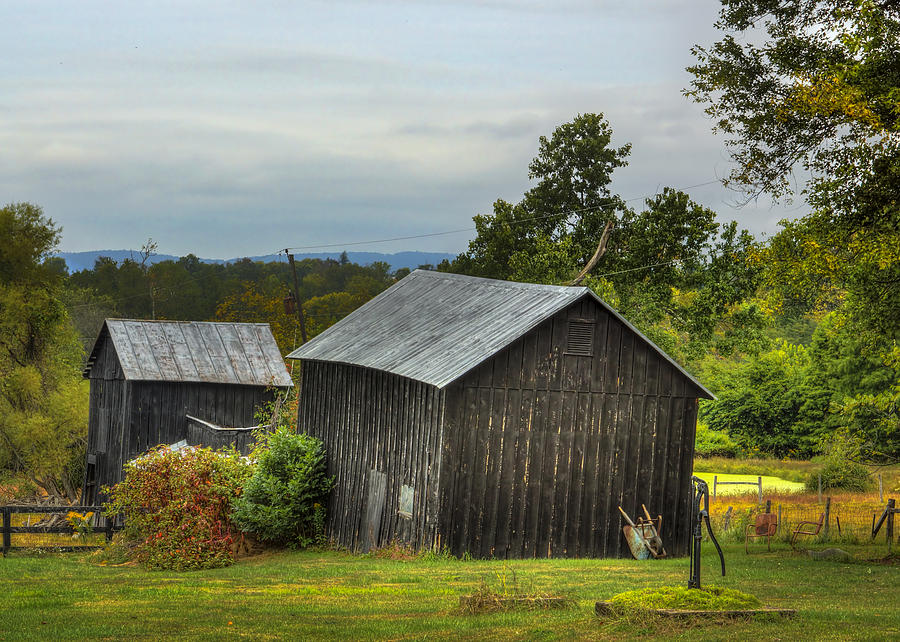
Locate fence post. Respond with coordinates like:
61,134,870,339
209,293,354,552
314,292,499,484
888,499,895,554
713,475,717,499
2,506,10,556
778,504,782,531
878,474,884,503
758,476,763,504
723,506,733,531
818,474,822,503
824,496,832,538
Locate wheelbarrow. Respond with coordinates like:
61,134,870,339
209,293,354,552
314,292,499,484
618,504,667,560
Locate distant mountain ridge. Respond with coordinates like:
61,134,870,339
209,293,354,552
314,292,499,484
53,250,457,273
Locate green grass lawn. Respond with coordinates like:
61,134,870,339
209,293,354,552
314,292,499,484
0,543,896,640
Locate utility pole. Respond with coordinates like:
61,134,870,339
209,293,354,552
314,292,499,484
285,251,309,343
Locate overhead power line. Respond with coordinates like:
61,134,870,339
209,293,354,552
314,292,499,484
67,178,723,311
279,178,721,253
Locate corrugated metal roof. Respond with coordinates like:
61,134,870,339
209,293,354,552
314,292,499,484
286,270,713,397
84,320,293,387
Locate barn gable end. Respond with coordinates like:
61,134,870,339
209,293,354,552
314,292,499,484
439,296,700,559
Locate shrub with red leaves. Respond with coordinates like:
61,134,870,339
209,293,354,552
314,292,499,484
104,446,251,570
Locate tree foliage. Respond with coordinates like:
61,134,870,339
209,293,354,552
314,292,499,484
68,253,395,347
688,0,900,339
0,203,87,501
701,341,832,458
452,115,763,366
453,113,631,280
701,313,899,462
687,1,899,207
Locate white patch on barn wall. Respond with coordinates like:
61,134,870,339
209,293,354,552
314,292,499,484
399,484,414,518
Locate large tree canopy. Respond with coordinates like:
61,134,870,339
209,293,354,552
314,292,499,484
452,113,631,280
688,0,900,340
687,1,899,210
452,115,762,365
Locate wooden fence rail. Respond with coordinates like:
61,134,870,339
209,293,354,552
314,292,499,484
712,475,763,503
1,505,117,556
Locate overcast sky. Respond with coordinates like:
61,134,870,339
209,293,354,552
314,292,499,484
1,1,805,259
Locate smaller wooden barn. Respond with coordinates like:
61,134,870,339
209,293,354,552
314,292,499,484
82,320,292,504
288,270,713,559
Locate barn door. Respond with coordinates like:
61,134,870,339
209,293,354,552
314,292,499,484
362,469,387,552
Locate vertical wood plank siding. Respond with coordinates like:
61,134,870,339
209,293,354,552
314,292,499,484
440,298,701,558
297,294,703,559
298,361,446,553
84,336,127,505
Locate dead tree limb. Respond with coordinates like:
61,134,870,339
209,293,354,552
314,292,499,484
568,220,615,286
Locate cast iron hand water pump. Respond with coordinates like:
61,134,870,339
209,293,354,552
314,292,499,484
688,475,725,589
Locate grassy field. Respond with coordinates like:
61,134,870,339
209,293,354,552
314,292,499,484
0,543,897,640
692,471,806,495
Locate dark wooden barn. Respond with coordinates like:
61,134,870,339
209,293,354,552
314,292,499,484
287,270,713,559
82,320,292,504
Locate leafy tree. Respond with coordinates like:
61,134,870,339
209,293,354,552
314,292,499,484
216,281,298,353
687,1,900,338
303,292,363,339
0,203,88,501
687,1,899,206
702,312,899,462
452,116,764,366
834,344,900,465
701,341,832,458
148,260,206,321
59,286,118,352
453,113,631,280
602,191,763,361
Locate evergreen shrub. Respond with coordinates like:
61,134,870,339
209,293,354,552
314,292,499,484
231,428,333,546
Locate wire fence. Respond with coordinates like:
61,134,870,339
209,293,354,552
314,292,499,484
709,496,897,546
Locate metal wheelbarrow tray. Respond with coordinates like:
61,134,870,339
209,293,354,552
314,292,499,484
618,504,667,560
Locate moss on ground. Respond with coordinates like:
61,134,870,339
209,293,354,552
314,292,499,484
608,585,761,611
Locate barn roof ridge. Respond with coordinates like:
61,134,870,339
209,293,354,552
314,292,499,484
83,319,293,387
286,270,713,398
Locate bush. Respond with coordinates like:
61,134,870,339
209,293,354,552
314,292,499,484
805,458,872,492
231,428,333,546
104,446,251,570
694,423,741,458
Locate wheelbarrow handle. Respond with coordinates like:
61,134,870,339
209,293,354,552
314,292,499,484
618,506,637,528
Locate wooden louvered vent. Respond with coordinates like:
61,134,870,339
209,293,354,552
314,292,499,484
566,320,595,356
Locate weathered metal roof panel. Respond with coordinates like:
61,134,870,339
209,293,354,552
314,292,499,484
286,270,713,398
84,320,293,387
287,271,583,388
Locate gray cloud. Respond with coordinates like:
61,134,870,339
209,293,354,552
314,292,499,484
0,1,799,258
